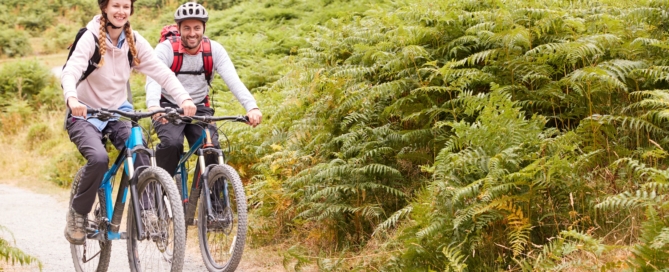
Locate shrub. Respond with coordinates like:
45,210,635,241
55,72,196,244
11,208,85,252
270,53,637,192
0,29,31,57
17,8,55,34
26,123,51,151
41,25,76,54
198,0,241,10
0,60,50,98
49,150,85,188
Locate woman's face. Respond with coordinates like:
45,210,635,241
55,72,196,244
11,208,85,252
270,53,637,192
104,0,132,27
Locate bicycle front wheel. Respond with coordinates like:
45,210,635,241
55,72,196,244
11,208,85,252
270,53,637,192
69,168,112,272
197,164,248,272
126,167,186,272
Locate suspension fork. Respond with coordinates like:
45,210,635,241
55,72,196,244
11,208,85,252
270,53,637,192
199,147,226,221
126,145,156,241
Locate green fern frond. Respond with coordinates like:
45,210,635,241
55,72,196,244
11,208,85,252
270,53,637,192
584,114,665,136
443,244,469,272
452,49,500,67
373,205,413,236
595,190,664,210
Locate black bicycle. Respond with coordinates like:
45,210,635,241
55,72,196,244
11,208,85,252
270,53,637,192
158,108,248,272
68,108,186,272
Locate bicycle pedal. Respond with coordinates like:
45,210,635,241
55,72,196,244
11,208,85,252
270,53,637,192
120,232,128,239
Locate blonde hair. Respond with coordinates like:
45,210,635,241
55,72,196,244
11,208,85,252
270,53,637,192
97,16,140,67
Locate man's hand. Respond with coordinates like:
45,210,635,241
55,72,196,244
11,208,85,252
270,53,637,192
247,108,262,128
181,100,196,116
68,97,87,118
148,106,166,124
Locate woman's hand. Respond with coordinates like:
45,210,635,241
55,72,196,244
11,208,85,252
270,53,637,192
68,97,87,118
181,99,196,116
247,108,262,127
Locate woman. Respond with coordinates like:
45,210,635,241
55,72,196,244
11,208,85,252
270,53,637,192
61,0,196,245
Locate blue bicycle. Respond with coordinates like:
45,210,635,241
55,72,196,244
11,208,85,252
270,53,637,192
160,108,248,272
67,108,186,272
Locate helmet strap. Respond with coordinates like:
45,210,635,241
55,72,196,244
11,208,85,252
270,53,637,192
102,13,123,29
106,22,123,29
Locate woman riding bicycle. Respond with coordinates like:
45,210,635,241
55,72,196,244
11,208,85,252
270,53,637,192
61,0,196,245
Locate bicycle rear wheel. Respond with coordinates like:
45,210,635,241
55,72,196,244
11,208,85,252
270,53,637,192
197,164,247,272
127,167,186,272
69,168,112,272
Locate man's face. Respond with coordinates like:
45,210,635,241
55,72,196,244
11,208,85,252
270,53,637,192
179,19,204,50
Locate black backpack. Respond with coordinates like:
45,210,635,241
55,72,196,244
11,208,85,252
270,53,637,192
62,28,136,129
63,28,135,87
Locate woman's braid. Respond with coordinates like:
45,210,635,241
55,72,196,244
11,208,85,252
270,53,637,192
97,16,108,67
124,22,140,66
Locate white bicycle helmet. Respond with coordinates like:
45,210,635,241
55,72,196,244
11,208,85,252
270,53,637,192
174,2,209,23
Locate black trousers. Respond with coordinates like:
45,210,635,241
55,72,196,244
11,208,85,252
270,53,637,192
154,104,220,176
66,118,149,214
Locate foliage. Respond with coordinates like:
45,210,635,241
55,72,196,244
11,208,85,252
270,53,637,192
0,60,52,99
0,225,41,270
231,0,669,270
6,0,669,270
0,29,31,57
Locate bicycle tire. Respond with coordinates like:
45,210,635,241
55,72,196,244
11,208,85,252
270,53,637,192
126,167,186,272
197,164,247,272
69,168,112,272
173,173,188,220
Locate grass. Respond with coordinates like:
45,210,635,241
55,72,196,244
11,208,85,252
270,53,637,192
0,109,71,198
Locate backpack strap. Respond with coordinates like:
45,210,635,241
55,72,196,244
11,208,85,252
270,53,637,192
201,37,213,86
61,28,100,87
169,36,184,73
64,29,135,84
168,36,213,86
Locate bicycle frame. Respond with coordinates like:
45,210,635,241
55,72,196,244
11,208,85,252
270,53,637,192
90,120,155,242
176,123,231,223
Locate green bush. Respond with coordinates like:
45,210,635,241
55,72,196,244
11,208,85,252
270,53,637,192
17,8,55,33
49,150,85,188
0,60,50,98
0,29,31,57
41,25,76,54
26,123,51,151
201,0,240,10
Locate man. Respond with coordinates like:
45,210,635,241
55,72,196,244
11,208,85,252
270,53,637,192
146,2,262,180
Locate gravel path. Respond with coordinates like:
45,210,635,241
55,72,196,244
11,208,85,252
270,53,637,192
0,184,207,271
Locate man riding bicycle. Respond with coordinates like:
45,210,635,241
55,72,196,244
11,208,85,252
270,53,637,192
146,2,262,196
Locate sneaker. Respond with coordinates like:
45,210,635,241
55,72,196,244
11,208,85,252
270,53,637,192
64,208,87,245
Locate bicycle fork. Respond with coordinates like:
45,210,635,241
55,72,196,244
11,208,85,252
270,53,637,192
103,127,157,241
199,147,231,222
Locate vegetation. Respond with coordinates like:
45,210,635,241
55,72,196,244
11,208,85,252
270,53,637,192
3,0,669,270
0,225,42,270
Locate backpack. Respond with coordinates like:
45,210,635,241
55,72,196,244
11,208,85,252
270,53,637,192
158,24,214,85
62,27,135,129
64,27,135,86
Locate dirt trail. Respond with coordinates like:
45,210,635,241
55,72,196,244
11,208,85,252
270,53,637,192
0,183,208,271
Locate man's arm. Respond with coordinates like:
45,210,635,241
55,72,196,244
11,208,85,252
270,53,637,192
211,42,259,112
144,41,173,109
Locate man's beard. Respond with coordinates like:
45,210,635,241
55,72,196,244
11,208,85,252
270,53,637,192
181,36,202,50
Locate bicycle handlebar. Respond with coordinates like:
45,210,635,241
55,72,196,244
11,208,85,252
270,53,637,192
86,108,167,121
160,107,249,124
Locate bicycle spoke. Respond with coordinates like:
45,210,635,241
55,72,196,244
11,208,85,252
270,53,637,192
198,165,247,271
128,168,185,272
